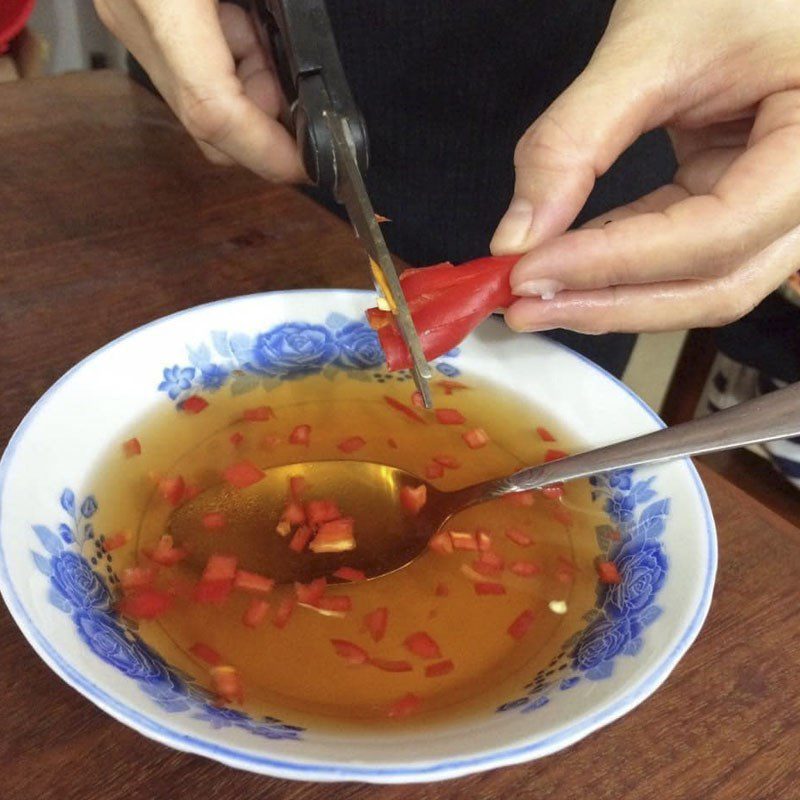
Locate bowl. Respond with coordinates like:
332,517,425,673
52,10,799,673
0,290,716,783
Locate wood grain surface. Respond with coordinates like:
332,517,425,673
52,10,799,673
1,72,798,800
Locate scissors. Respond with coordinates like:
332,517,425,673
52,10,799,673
249,0,434,407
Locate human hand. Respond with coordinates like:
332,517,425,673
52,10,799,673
491,0,800,334
95,0,305,182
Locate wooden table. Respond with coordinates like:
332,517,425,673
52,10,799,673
1,72,798,800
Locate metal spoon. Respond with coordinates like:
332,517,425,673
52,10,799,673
169,382,800,584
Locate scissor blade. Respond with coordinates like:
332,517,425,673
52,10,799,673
325,111,433,406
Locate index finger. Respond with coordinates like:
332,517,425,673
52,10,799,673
510,91,800,294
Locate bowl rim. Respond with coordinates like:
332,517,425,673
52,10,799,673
0,289,717,782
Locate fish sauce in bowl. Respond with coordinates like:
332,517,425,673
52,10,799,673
85,372,611,726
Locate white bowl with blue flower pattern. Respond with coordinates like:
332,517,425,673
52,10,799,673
0,290,716,783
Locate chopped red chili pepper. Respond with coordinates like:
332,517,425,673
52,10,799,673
433,454,460,469
242,406,273,422
449,531,478,551
509,560,543,577
242,598,270,628
479,550,505,570
144,534,188,566
370,658,413,672
210,665,243,704
503,490,535,507
337,436,366,453
288,424,311,446
118,588,173,620
596,561,622,584
544,449,568,462
507,609,536,640
434,582,450,597
505,528,533,547
383,395,426,424
202,512,226,530
436,379,470,395
103,531,128,552
399,484,427,515
229,431,244,447
193,579,234,604
294,577,327,606
281,500,306,526
428,531,454,555
223,460,264,489
333,566,366,582
288,524,313,552
310,518,356,553
122,437,141,458
369,255,521,370
330,639,369,665
364,607,388,642
233,570,275,594
476,530,492,552
289,475,307,500
272,596,295,629
120,565,157,591
551,505,573,527
436,408,466,425
411,391,425,408
305,499,342,526
202,554,238,582
425,659,454,678
403,631,442,659
474,581,506,596
541,483,565,500
387,692,422,718
158,475,186,506
181,395,208,414
462,428,490,449
536,426,556,442
425,461,445,480
189,641,222,666
472,558,503,577
316,595,352,613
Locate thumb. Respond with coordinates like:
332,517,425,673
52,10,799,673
490,51,663,256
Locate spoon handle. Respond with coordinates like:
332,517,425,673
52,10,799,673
461,381,800,502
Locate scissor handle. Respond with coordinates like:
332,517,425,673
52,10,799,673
249,0,369,190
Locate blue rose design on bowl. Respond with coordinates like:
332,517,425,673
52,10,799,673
158,365,196,400
605,490,637,525
334,322,384,369
50,552,112,610
200,363,229,390
572,616,642,671
73,609,177,684
600,538,668,620
251,323,338,376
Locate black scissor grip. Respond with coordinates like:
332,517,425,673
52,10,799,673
249,0,369,190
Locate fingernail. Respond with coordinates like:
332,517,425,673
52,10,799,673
513,278,565,300
490,197,534,252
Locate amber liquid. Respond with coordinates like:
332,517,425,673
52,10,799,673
86,370,606,728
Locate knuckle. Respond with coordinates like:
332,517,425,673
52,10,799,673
710,286,755,327
177,86,234,145
514,112,582,171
